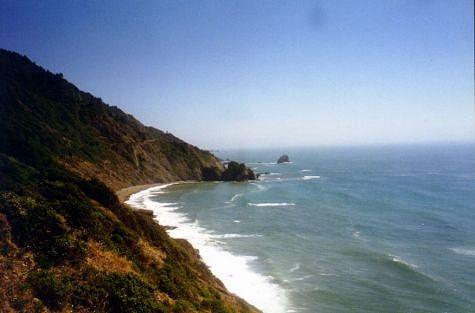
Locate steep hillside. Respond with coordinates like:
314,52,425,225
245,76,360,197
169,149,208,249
0,49,224,190
0,49,259,313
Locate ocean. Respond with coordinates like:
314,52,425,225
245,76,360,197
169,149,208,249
126,143,475,313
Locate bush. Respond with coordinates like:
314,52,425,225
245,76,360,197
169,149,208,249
0,193,86,266
78,178,120,209
200,298,229,313
29,270,72,310
99,273,165,313
0,154,37,193
174,300,195,312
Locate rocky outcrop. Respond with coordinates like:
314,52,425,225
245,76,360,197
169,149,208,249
277,154,290,163
202,162,256,181
221,161,256,181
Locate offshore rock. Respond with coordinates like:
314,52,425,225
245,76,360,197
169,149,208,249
277,154,290,163
202,162,256,181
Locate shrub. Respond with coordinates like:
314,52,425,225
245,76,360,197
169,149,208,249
174,300,195,312
29,270,72,310
78,178,120,209
0,193,86,266
99,273,164,313
200,298,229,313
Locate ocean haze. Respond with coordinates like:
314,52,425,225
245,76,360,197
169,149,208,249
1,0,473,149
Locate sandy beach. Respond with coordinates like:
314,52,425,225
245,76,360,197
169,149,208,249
116,183,165,203
116,180,199,203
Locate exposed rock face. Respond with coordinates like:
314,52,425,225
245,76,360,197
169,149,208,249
202,162,256,181
221,161,256,181
277,154,290,163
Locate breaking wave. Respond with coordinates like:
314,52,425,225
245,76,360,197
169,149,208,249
248,202,296,207
126,184,287,313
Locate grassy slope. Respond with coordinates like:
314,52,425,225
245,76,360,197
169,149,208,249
0,49,223,190
0,49,258,313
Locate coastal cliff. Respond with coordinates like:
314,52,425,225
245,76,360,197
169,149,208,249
0,49,235,191
0,49,259,312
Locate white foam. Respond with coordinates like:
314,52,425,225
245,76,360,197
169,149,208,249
248,202,296,207
230,193,243,202
247,162,277,165
450,247,475,256
289,263,300,272
390,255,417,268
302,175,320,180
126,185,287,313
212,233,263,239
253,183,265,190
250,182,267,191
292,275,313,281
125,183,177,209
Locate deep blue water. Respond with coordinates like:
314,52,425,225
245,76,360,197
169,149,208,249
131,143,475,312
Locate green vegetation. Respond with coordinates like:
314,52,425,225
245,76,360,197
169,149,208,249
0,49,258,312
0,152,256,312
28,269,166,312
0,48,224,191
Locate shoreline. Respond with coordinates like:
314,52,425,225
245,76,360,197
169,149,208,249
116,183,166,203
116,180,200,217
116,180,201,203
117,180,287,313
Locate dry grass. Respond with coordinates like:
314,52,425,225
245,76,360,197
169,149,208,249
0,253,39,313
137,239,166,268
86,241,137,275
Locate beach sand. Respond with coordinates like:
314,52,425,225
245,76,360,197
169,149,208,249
116,183,164,203
116,180,198,203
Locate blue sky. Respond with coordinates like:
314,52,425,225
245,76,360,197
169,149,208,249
1,0,473,148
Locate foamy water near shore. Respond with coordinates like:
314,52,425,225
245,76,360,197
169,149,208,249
124,182,288,313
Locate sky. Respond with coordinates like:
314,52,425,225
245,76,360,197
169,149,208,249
1,0,473,149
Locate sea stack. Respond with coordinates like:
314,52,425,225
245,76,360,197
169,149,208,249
277,154,290,164
221,161,256,181
201,161,256,181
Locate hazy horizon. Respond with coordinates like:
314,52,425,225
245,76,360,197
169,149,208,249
1,0,473,149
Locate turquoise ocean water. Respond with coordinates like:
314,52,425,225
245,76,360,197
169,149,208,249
127,144,475,312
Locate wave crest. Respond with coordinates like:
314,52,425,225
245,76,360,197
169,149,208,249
212,233,263,239
302,175,320,180
451,247,475,256
248,202,295,207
